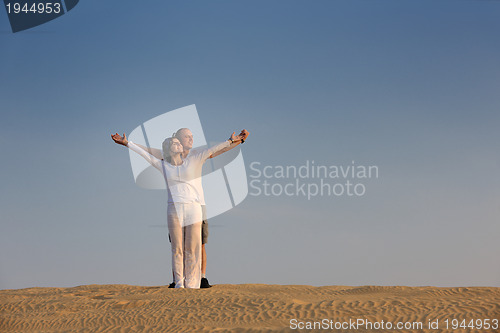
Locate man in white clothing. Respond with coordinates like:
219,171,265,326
174,128,249,287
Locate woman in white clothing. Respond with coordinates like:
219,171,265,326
111,131,241,288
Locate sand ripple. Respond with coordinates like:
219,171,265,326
1,284,498,332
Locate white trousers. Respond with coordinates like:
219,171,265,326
167,202,202,289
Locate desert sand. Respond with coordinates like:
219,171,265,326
1,284,498,332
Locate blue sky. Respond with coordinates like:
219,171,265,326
1,0,499,289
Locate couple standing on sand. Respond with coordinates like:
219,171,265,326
112,128,249,289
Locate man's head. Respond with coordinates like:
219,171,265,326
174,128,193,150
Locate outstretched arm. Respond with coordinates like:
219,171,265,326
112,133,162,160
210,129,249,159
111,133,163,171
134,143,163,160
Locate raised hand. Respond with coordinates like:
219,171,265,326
111,133,128,146
238,129,249,141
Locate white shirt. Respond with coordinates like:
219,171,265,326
128,140,230,204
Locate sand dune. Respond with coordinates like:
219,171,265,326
1,284,498,332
